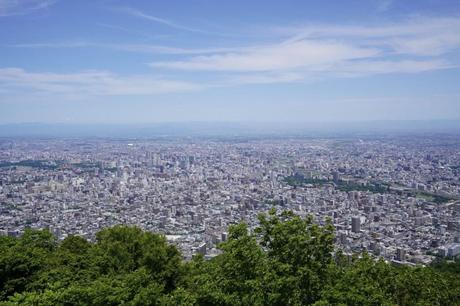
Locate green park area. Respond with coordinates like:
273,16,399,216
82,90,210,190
284,175,389,194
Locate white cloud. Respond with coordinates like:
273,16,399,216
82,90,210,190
219,59,452,85
147,16,460,83
329,59,454,77
279,17,460,56
5,15,460,89
0,68,202,96
116,7,244,38
13,16,460,59
389,33,460,56
0,0,56,16
8,41,240,55
280,17,460,38
10,41,92,48
151,40,379,72
117,7,212,34
226,72,305,85
376,0,392,12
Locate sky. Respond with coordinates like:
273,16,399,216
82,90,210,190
0,0,460,124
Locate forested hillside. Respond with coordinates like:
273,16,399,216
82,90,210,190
1,210,459,305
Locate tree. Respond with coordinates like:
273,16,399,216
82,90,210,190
190,223,269,305
1,219,460,305
93,225,183,291
255,209,336,304
0,228,56,299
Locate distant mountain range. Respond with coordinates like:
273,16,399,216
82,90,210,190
1,120,460,138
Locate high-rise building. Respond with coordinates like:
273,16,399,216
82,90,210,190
396,248,406,261
332,171,340,183
352,216,361,233
196,242,207,256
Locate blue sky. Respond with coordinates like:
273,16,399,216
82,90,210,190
0,0,460,123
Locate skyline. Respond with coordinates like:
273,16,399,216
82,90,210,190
1,0,460,123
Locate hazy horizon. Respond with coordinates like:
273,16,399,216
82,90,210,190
2,119,460,138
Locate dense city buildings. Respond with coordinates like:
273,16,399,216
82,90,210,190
0,135,459,264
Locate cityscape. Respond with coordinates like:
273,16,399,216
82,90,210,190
1,133,459,263
1,0,460,303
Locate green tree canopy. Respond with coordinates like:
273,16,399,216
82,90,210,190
1,212,459,305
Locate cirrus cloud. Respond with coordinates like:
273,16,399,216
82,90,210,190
146,16,460,84
150,40,380,72
0,68,202,97
0,0,56,16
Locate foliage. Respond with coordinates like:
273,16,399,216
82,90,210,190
0,160,58,170
284,175,389,194
0,212,459,305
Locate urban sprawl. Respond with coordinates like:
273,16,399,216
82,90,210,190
1,136,459,264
